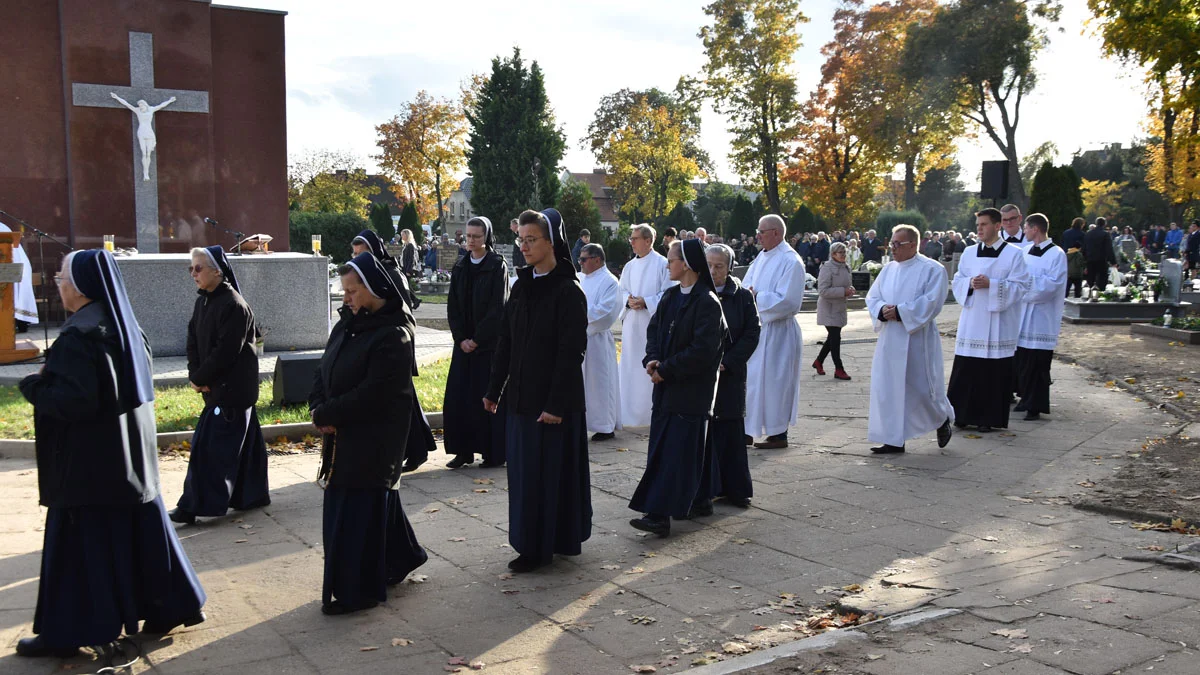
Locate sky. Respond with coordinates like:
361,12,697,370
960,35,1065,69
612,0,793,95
231,0,1150,190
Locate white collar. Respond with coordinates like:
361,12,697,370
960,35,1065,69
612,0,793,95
680,283,695,295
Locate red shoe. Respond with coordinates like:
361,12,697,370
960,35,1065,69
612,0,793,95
834,368,851,381
812,360,825,375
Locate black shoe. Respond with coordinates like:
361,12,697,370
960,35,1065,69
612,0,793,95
744,435,754,446
1023,411,1041,421
141,611,207,635
590,432,616,442
954,421,968,429
685,501,713,519
479,460,505,468
724,496,751,508
507,555,549,573
235,498,271,511
978,425,993,433
15,636,80,658
1013,401,1027,412
321,600,377,616
446,456,472,469
169,508,196,525
870,444,906,454
630,514,671,537
754,433,788,449
937,419,952,448
401,460,425,473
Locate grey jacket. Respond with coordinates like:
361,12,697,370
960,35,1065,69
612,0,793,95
817,259,852,327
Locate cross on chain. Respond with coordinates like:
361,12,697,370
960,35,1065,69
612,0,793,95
72,32,209,253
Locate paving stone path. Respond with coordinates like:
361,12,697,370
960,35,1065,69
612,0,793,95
1,306,1197,674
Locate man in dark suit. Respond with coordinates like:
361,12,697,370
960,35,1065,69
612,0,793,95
1084,217,1118,290
1061,217,1085,252
861,230,884,263
1186,220,1200,279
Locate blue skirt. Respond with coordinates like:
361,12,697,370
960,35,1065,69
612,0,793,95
443,349,506,463
177,404,270,516
706,417,753,500
629,409,709,518
33,496,207,648
506,412,592,562
322,487,427,608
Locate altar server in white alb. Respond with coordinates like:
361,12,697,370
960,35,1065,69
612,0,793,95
742,215,806,449
0,221,39,330
1013,213,1067,421
578,243,622,440
947,208,1030,432
618,224,673,428
865,225,955,454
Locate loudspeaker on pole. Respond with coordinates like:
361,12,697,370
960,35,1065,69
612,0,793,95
980,160,1010,200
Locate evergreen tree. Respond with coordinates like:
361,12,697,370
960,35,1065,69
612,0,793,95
556,178,603,245
466,48,567,229
369,203,395,241
657,202,697,233
1029,163,1083,241
397,201,420,243
791,204,819,234
727,195,757,240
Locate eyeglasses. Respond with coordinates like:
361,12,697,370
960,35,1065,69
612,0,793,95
464,233,485,241
53,274,64,284
889,241,915,249
188,265,212,274
578,256,593,263
517,236,545,246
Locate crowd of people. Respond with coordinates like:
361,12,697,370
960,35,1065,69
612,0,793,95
15,198,1163,657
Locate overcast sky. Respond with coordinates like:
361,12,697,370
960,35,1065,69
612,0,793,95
232,0,1149,190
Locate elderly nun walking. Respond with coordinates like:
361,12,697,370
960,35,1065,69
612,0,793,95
17,249,206,658
628,239,727,537
311,253,427,615
484,208,591,573
171,246,270,525
351,230,437,473
444,216,510,468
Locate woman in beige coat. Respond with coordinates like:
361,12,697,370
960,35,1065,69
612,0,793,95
814,242,855,380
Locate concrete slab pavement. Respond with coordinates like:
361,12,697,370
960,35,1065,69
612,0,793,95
1,306,1198,674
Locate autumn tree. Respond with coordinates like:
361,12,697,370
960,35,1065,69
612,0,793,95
287,149,378,215
466,48,566,232
601,99,702,222
698,0,808,215
376,90,468,229
1089,0,1200,221
904,0,1062,211
584,85,712,175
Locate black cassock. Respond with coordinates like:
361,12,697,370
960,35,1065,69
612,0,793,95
178,282,270,516
629,285,726,518
947,355,1015,428
1015,347,1054,414
20,302,205,648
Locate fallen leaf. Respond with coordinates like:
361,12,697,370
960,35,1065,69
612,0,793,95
867,654,884,661
750,606,774,616
469,661,485,671
473,488,490,493
629,615,657,625
423,507,440,514
733,538,751,545
630,666,657,673
981,536,999,542
722,641,752,655
991,628,1027,639
1077,481,1096,488
617,447,629,452
498,573,514,580
501,589,519,595
448,657,469,666
391,638,413,647
841,583,864,593
407,574,429,584
234,539,248,544
964,433,982,439
613,609,628,616
1008,643,1033,654
449,537,467,542
473,478,494,485
625,566,646,574
1005,496,1034,503
601,564,621,570
360,646,379,652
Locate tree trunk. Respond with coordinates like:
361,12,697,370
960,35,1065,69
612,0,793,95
434,171,444,233
903,158,917,211
1163,103,1178,223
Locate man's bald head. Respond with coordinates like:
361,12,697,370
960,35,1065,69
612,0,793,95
756,214,786,251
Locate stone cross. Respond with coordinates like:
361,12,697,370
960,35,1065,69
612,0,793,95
71,32,209,253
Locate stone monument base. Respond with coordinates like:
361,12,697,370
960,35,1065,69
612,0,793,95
116,252,329,357
1062,298,1189,324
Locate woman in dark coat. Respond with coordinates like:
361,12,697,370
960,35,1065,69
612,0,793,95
703,244,760,508
628,238,727,537
310,253,427,615
17,249,206,658
171,246,270,524
351,230,437,473
484,208,591,573
444,216,510,468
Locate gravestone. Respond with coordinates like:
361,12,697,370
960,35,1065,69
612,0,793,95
1120,238,1138,262
1161,259,1183,305
437,246,460,273
495,243,514,264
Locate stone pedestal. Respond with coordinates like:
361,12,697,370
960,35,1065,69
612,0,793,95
116,252,329,357
1062,298,1189,324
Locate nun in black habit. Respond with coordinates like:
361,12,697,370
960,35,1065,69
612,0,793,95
17,249,206,658
484,208,591,573
171,245,270,524
444,216,509,468
628,239,727,537
351,230,437,473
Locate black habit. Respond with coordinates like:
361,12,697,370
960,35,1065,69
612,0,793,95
702,277,760,502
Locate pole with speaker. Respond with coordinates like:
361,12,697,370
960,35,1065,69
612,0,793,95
980,160,1010,206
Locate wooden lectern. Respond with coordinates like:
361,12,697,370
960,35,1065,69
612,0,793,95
0,232,42,363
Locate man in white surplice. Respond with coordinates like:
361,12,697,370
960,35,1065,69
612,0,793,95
618,224,673,427
743,215,806,449
947,208,1031,432
865,225,954,454
1013,213,1067,422
578,243,622,440
0,221,39,328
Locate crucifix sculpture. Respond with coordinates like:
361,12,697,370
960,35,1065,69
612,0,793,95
71,31,209,253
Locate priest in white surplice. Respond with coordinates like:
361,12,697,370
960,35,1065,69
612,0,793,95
579,243,622,440
947,208,1031,432
1014,213,1067,422
865,225,954,454
743,215,806,449
618,224,673,427
0,221,39,329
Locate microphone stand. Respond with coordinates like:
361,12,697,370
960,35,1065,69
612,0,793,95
0,209,73,352
204,218,246,256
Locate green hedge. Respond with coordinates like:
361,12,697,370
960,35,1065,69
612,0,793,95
289,211,370,264
875,210,928,238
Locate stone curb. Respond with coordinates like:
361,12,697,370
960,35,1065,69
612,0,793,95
0,413,446,460
1071,499,1182,526
685,608,961,674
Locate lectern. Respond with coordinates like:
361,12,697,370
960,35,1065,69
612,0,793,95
0,232,42,363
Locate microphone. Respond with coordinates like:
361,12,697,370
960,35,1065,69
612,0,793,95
204,217,219,226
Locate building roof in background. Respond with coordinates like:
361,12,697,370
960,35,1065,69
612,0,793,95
562,169,619,223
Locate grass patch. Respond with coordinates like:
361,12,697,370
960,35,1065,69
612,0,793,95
0,358,452,440
415,293,448,304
